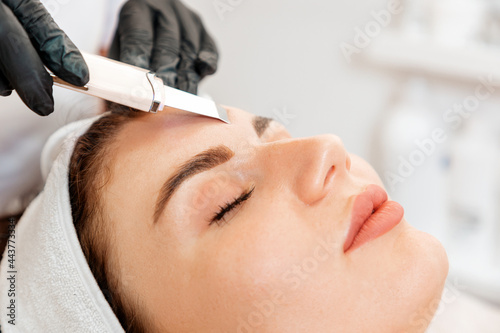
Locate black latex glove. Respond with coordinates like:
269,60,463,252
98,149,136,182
109,0,218,95
0,0,89,116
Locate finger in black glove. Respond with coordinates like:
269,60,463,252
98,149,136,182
0,0,89,115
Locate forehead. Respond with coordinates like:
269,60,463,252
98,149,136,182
111,107,257,174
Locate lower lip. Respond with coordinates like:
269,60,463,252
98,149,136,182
346,201,404,252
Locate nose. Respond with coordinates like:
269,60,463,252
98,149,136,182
261,134,351,205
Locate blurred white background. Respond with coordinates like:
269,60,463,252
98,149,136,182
188,0,395,156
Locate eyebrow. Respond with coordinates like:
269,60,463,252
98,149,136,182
153,115,274,223
253,116,273,137
153,145,234,223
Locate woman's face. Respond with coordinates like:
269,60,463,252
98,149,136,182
103,106,448,332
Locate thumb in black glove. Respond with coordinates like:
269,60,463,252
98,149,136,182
0,0,89,116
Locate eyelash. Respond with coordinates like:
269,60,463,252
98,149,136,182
209,186,255,226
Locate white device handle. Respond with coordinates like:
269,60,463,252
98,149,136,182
49,52,164,112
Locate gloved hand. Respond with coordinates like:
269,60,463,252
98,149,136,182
109,0,218,95
0,0,89,116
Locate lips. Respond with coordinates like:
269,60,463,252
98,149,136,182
343,184,404,252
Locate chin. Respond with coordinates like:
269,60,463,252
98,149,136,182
393,222,449,332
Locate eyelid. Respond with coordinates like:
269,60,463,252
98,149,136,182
209,186,255,226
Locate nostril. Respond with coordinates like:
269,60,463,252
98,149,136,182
324,165,335,186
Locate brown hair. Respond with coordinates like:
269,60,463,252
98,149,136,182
68,106,150,332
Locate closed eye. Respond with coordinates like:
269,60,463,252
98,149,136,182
209,186,255,226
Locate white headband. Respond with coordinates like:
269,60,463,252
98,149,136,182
0,114,125,332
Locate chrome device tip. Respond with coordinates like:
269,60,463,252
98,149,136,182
216,105,230,124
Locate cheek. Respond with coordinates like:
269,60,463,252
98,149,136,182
188,205,319,328
188,199,354,331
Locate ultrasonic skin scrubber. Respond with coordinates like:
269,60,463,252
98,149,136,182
49,52,229,123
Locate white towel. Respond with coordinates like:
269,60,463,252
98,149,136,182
0,114,124,332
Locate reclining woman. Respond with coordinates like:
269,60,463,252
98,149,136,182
61,105,448,332
0,102,448,332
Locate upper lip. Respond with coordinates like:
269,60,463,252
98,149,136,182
343,185,388,252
